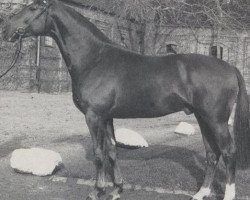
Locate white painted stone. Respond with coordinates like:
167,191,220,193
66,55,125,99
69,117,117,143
114,128,148,148
10,148,62,176
174,122,196,136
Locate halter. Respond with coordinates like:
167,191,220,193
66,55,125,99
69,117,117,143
9,0,51,40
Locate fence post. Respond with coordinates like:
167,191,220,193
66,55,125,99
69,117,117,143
36,36,41,93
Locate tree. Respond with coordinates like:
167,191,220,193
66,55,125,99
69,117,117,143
59,0,250,55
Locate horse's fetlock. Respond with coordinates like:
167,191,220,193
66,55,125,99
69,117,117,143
114,181,123,192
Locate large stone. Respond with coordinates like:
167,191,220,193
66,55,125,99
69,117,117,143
174,122,196,136
10,148,62,176
113,128,148,148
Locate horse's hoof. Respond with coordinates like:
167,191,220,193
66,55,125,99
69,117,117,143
86,188,106,200
106,194,120,200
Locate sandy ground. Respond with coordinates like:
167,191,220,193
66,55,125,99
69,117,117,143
0,91,249,200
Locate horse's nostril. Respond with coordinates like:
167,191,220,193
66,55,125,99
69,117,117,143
2,27,7,35
2,23,9,34
2,29,6,37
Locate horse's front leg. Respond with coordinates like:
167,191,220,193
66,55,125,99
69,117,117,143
85,110,107,200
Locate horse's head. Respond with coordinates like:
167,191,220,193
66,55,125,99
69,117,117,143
3,0,53,42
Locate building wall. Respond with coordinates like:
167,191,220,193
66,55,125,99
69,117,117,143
1,2,250,93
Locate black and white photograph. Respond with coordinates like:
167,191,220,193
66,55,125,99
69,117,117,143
0,0,249,199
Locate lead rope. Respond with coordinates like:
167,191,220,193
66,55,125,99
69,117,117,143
0,35,22,79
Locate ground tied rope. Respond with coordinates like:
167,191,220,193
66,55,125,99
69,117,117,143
0,35,22,79
49,176,250,200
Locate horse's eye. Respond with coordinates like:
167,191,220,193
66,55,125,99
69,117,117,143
24,18,29,24
29,5,38,11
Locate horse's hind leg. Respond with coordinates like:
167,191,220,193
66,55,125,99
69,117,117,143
191,114,221,200
193,111,236,200
106,119,123,200
213,123,236,200
85,110,107,200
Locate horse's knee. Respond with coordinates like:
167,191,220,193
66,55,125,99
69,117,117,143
221,143,236,164
206,152,219,166
94,148,104,165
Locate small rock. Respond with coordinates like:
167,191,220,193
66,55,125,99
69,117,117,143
174,122,195,136
114,128,148,148
10,148,62,176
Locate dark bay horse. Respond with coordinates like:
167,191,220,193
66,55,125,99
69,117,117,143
2,0,250,199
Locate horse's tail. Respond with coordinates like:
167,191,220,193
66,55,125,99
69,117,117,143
234,67,250,169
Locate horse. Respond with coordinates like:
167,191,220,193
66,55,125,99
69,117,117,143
2,0,250,199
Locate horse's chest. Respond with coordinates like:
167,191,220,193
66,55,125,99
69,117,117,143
72,93,88,113
72,82,116,115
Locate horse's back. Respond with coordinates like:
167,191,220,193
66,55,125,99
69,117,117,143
80,46,239,119
110,52,239,119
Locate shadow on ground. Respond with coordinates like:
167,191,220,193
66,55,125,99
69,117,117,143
0,136,24,158
52,134,225,195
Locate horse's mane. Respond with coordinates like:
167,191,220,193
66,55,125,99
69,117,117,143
61,2,113,44
57,0,145,56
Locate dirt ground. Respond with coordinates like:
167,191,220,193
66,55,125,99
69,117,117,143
0,91,249,200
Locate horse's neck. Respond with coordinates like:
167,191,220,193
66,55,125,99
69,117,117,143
49,5,109,75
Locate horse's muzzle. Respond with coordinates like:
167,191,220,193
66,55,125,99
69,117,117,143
2,24,10,41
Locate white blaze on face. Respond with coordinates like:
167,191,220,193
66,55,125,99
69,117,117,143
192,187,211,200
223,184,235,200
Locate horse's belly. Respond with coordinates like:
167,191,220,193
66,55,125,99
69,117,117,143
110,94,184,118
